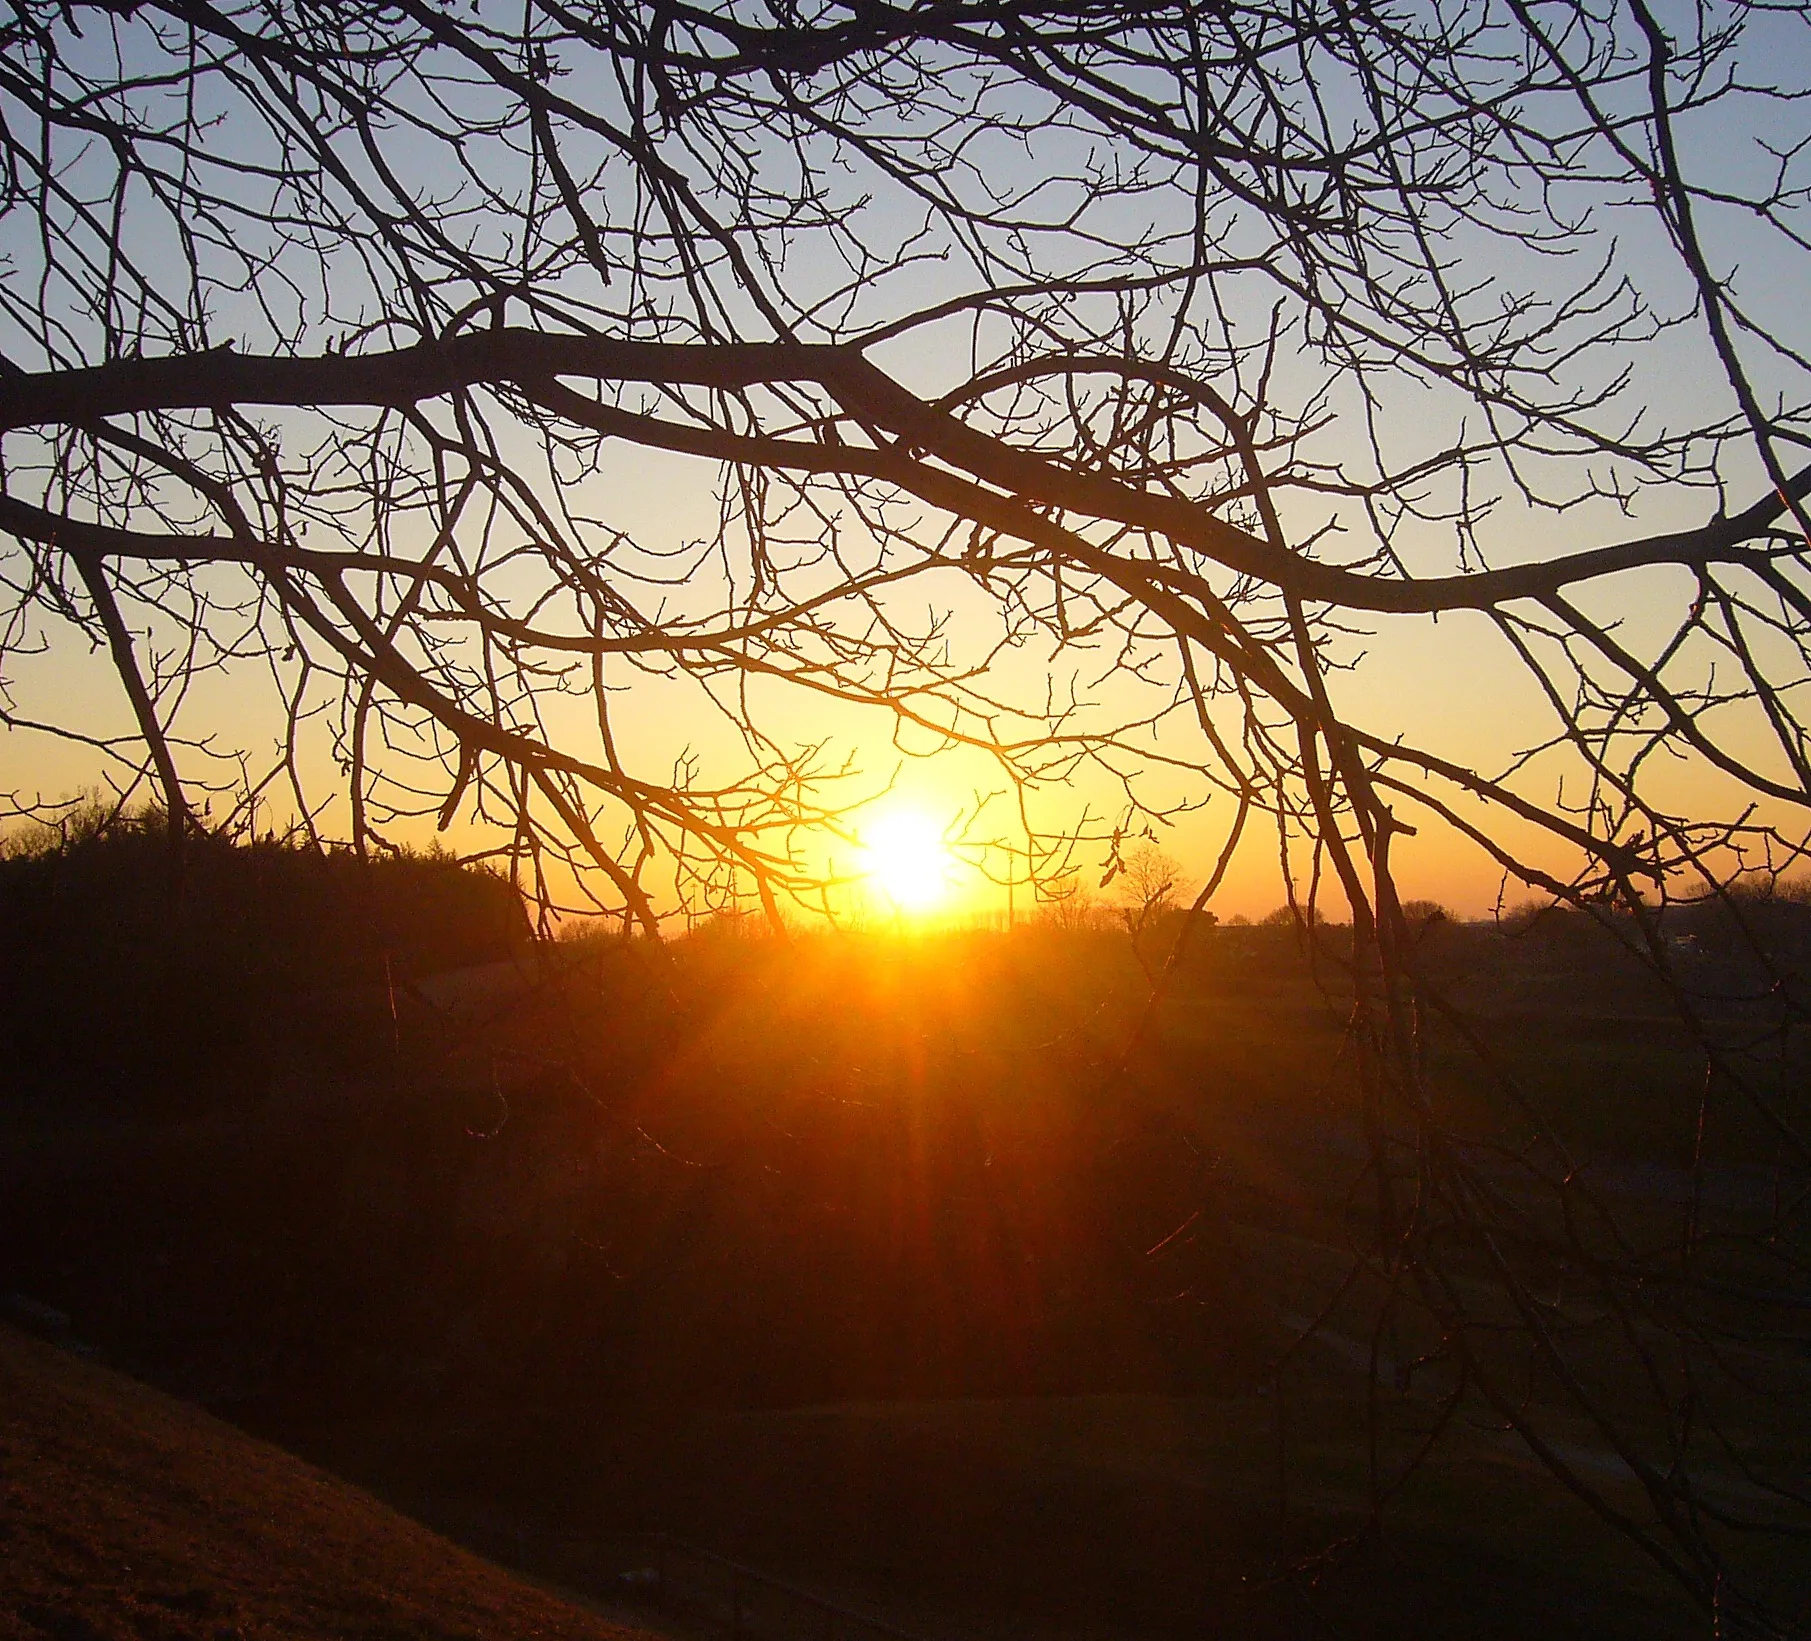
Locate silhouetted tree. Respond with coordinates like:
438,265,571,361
3,2,1810,1627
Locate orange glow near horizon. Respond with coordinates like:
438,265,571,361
861,810,956,913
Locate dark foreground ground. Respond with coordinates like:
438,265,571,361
1,1311,1689,1641
4,905,1808,1638
254,1383,1699,1641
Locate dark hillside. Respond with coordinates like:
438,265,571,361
2,885,1802,1638
0,1322,655,1641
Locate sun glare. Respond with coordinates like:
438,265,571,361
861,811,953,913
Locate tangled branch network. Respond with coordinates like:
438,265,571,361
2,0,1810,1627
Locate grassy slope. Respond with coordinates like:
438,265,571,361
0,1323,654,1641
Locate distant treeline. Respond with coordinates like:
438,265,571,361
1498,881,1811,960
0,805,529,1098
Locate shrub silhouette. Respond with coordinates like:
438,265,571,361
0,809,528,1099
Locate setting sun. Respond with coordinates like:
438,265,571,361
860,811,954,913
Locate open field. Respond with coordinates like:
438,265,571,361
4,916,1809,1637
258,1378,1702,1641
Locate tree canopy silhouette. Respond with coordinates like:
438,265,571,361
3,0,1811,1629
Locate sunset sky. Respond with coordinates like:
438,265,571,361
2,1,1808,925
